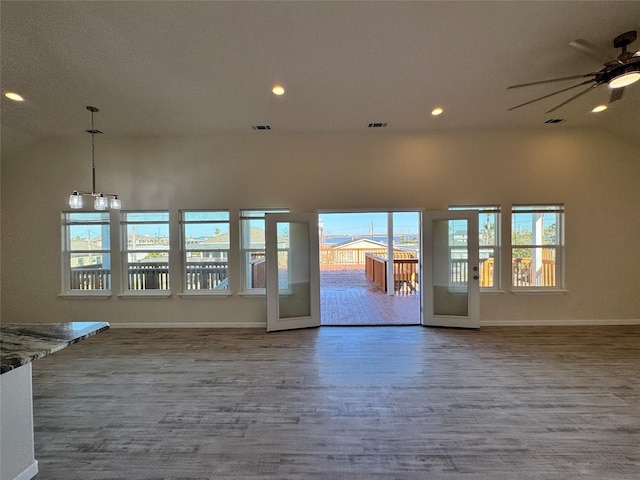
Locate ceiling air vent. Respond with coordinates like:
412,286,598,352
544,118,565,124
252,125,271,131
368,122,388,128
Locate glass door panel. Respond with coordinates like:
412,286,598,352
422,210,479,328
266,213,320,332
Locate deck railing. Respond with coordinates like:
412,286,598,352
71,262,229,290
365,253,419,294
320,247,414,266
70,266,111,290
512,258,556,287
71,255,556,290
184,261,229,290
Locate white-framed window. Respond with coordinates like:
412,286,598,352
240,209,288,293
181,210,230,292
122,211,170,291
511,204,564,289
450,205,501,290
62,212,111,291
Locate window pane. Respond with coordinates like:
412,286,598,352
64,212,110,291
242,219,266,249
479,248,495,287
70,253,110,290
242,210,268,218
69,225,108,250
513,205,564,212
183,211,229,222
449,205,500,290
512,213,534,244
127,258,170,290
127,224,170,247
184,224,230,249
240,209,288,290
479,213,498,246
246,251,267,288
512,247,556,287
124,212,169,222
68,212,109,223
541,213,559,245
512,212,559,246
123,211,170,291
185,252,229,290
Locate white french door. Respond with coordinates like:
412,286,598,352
421,210,480,328
265,213,320,332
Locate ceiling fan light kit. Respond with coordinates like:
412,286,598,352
608,66,640,89
508,30,640,112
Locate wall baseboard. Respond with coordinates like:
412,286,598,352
481,318,640,327
109,322,266,329
11,461,38,480
108,320,640,328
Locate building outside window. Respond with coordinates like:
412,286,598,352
181,210,230,292
62,212,111,291
240,209,288,292
122,211,170,291
511,204,564,288
450,205,501,289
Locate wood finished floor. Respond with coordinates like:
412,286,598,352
31,326,640,480
320,265,419,326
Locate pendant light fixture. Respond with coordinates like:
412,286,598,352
69,106,121,210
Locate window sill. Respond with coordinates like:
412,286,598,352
480,289,506,295
117,291,172,298
58,291,112,298
237,291,266,297
177,291,231,298
511,288,569,295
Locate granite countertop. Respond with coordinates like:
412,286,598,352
0,322,109,374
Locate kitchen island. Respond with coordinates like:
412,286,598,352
0,322,109,480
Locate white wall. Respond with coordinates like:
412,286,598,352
2,128,639,325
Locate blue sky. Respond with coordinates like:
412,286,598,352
319,212,420,236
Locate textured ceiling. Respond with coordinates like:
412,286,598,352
2,1,640,155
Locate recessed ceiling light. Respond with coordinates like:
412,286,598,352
272,85,285,96
5,92,24,102
431,107,443,116
591,105,607,113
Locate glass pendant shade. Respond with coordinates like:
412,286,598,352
69,192,83,209
94,194,108,210
109,196,122,209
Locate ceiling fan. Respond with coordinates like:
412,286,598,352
508,30,640,113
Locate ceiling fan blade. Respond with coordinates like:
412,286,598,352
507,73,596,89
508,79,595,111
545,84,598,114
569,39,622,65
609,87,624,103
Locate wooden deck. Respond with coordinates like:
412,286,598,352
320,265,420,325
